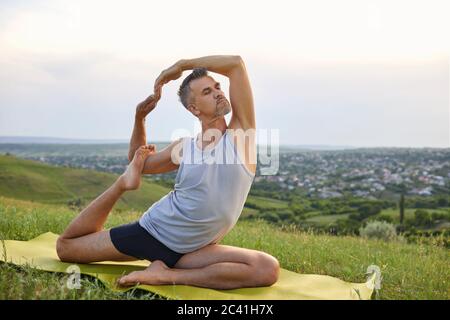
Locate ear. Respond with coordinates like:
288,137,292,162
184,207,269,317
188,104,200,117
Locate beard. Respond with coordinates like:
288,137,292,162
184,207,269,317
214,99,231,117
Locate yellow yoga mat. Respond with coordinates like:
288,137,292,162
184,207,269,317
0,232,375,300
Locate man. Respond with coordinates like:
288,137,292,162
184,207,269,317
56,55,280,290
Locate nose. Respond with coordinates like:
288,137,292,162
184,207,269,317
214,86,224,98
215,91,224,100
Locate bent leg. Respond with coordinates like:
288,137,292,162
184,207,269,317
173,244,272,269
57,229,137,263
119,244,280,289
60,181,125,240
57,145,154,262
60,145,153,240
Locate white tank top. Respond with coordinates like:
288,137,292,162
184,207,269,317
139,129,255,253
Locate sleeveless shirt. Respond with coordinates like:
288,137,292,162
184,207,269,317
139,129,255,253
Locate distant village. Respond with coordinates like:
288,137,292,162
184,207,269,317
255,148,449,198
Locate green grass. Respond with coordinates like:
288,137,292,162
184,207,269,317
306,213,351,225
379,208,450,221
0,263,162,300
245,196,289,210
241,207,259,218
304,208,450,228
1,196,448,300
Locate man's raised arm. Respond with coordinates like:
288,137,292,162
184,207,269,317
154,55,256,130
128,93,159,162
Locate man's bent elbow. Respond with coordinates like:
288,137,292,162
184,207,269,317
233,55,244,67
228,55,246,76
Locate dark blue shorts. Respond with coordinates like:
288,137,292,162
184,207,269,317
109,221,184,268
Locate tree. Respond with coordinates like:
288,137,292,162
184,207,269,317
261,212,280,223
399,193,405,225
414,209,432,226
437,197,448,207
359,221,398,241
358,204,381,220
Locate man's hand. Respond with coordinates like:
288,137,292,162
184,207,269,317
153,61,184,96
135,93,160,120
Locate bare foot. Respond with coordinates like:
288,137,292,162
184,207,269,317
117,260,170,287
117,145,155,191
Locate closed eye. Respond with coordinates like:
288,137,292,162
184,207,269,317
202,82,221,95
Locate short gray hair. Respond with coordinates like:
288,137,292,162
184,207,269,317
177,67,208,108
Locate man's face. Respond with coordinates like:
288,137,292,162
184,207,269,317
188,76,231,119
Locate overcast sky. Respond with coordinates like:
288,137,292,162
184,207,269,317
0,0,448,147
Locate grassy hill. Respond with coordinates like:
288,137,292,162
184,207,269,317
0,154,170,211
0,154,258,217
245,196,289,209
0,196,448,299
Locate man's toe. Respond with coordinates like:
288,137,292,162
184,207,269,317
118,272,141,286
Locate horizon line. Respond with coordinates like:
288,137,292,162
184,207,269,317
0,135,449,150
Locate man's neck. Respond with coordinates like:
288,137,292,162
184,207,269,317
198,117,227,148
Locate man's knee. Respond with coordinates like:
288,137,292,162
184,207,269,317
253,252,280,286
56,236,73,262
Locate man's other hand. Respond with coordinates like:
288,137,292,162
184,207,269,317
154,61,184,95
135,94,160,120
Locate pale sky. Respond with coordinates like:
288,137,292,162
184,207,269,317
0,0,449,147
